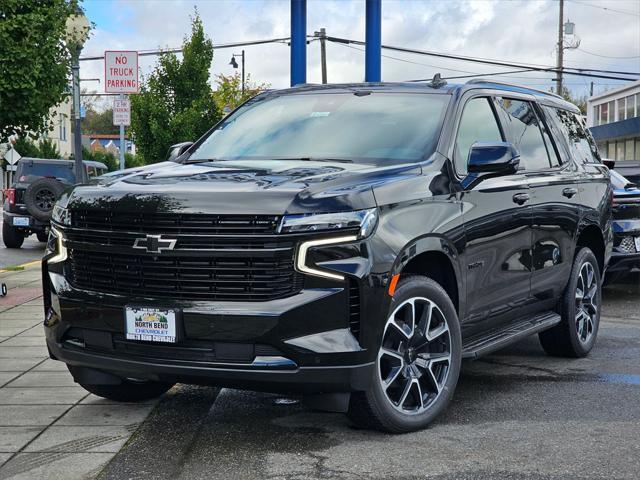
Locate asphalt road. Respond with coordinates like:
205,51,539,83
0,223,44,268
99,278,640,480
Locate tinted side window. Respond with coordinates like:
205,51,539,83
454,97,503,174
542,106,601,164
495,98,551,171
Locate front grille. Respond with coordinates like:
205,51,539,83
67,249,303,301
618,236,638,254
71,210,280,235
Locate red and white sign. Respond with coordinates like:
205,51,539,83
105,51,139,93
113,98,131,126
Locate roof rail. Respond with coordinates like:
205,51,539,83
466,78,563,99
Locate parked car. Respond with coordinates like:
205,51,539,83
604,169,640,284
2,158,107,248
613,160,640,185
43,81,612,433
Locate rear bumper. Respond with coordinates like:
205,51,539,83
2,210,48,231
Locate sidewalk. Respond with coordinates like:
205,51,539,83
0,265,157,480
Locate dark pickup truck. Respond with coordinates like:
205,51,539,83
3,158,106,248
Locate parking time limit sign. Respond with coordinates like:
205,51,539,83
105,51,139,93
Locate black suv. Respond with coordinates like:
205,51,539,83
42,81,612,433
3,158,106,248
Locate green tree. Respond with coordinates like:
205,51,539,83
11,136,61,159
130,12,221,163
82,108,120,135
38,138,61,158
551,86,588,114
0,0,82,142
213,73,269,111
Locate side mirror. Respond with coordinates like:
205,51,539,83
166,141,194,162
602,158,615,169
468,142,520,176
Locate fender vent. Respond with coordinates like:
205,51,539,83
348,281,361,340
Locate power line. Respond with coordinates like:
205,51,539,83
79,37,292,62
566,0,640,17
577,48,640,59
325,36,640,81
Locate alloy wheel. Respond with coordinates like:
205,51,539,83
575,261,598,344
35,188,56,211
377,297,452,415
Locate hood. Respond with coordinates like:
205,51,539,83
64,159,423,215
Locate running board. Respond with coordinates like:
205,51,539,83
462,312,561,359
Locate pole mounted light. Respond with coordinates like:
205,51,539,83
65,12,90,183
229,50,245,94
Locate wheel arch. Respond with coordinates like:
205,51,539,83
576,225,605,274
392,236,462,315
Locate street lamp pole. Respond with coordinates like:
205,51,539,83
65,12,90,183
71,48,84,182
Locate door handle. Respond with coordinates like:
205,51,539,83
512,193,530,205
562,187,578,198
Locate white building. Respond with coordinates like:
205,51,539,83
45,97,73,158
586,80,640,162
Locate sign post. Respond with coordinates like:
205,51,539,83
3,148,21,187
113,96,131,170
105,51,138,170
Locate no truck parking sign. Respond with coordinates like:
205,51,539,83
105,51,139,93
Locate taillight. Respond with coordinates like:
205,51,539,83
4,189,15,206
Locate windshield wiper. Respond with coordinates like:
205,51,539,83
270,157,354,163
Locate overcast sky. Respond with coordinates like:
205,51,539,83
80,0,640,104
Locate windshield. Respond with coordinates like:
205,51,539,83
188,92,450,164
17,162,76,183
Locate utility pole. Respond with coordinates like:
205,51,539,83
556,0,564,96
590,81,594,97
315,28,327,84
119,93,125,171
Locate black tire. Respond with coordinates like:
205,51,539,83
2,221,24,249
67,366,174,402
23,178,65,222
539,247,601,358
348,275,462,433
36,231,49,242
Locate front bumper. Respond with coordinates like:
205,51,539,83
42,238,390,394
606,250,640,274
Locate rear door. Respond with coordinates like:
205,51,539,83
454,95,533,335
494,98,581,309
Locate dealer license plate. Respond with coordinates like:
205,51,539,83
12,217,29,227
635,237,640,252
125,307,177,343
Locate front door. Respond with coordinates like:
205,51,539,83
452,96,533,336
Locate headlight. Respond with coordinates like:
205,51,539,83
52,205,71,226
47,227,67,264
279,208,378,239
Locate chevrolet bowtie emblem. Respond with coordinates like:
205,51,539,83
133,234,177,253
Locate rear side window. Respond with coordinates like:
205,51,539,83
542,106,601,164
454,97,503,174
495,98,551,171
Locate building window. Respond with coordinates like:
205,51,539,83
593,105,600,126
636,139,640,161
609,101,615,122
626,95,636,119
59,114,67,141
616,141,625,161
618,98,626,121
607,142,616,160
625,139,634,161
600,102,608,125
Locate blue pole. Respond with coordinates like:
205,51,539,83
290,0,307,86
365,0,381,82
